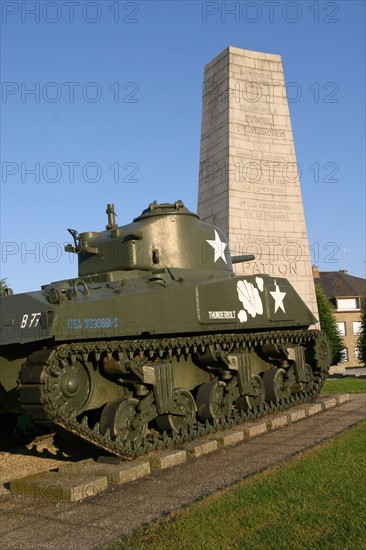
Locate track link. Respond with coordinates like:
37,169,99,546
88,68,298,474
19,330,329,459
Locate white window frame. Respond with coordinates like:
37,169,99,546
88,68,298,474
336,297,360,311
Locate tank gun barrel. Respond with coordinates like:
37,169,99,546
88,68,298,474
231,254,255,264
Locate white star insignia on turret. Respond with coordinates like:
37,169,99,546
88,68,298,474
206,230,227,264
270,280,286,313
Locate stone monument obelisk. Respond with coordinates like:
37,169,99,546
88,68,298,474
198,46,318,320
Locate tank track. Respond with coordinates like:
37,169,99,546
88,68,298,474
19,330,329,459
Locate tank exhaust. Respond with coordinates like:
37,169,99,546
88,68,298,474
106,203,118,230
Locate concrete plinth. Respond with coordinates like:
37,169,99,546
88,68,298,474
243,421,267,438
287,408,307,423
59,459,151,485
10,472,107,501
209,429,244,447
323,397,338,409
306,403,323,416
267,414,288,430
337,394,350,404
149,449,187,471
184,439,218,457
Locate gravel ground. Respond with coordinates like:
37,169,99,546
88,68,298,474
0,434,97,496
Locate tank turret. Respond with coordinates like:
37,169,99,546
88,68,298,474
65,200,237,278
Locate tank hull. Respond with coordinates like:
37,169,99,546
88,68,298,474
1,272,315,346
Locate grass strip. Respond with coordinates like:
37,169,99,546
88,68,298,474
111,421,366,550
322,377,366,394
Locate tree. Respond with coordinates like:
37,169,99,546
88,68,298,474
0,278,8,297
357,303,366,366
315,283,343,365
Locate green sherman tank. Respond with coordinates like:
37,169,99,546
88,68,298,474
0,200,331,456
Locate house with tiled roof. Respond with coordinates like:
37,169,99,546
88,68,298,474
312,267,365,366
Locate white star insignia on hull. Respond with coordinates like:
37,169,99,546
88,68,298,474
270,280,286,313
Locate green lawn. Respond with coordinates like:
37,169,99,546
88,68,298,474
322,377,366,394
110,420,366,550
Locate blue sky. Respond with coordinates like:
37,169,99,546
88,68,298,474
1,0,365,293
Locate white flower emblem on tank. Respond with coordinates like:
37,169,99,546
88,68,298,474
255,277,264,292
237,279,263,323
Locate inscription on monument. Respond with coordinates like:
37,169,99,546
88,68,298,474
246,114,274,126
245,126,285,138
